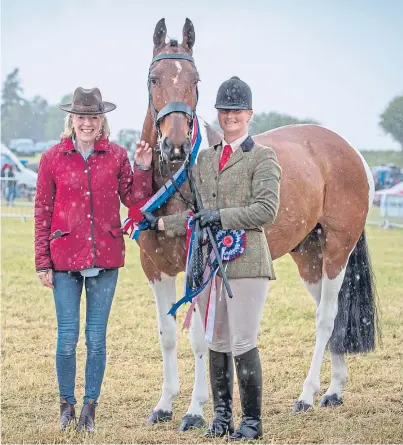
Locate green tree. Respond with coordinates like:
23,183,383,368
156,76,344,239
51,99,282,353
1,68,24,107
249,112,319,136
213,111,319,136
1,70,74,144
1,68,27,145
117,129,141,152
379,96,403,150
27,96,49,142
44,93,73,140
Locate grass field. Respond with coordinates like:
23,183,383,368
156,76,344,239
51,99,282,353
1,219,403,444
360,150,403,168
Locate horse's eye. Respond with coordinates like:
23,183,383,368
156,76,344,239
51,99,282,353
150,77,158,85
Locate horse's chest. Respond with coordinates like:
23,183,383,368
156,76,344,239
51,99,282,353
141,233,186,275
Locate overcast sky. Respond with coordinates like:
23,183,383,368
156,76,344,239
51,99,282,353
2,0,402,150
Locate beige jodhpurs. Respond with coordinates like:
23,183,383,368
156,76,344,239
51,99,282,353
196,276,269,357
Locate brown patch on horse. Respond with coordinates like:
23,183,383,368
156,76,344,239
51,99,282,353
205,123,370,278
290,225,323,284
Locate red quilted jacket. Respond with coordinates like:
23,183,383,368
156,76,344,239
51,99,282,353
34,137,152,271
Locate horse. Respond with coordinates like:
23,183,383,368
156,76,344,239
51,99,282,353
135,17,379,431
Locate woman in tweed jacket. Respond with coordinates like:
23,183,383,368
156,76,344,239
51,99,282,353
146,76,281,441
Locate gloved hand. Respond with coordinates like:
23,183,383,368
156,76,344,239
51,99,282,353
142,212,159,230
194,209,221,228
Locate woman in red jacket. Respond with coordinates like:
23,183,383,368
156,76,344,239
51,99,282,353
35,87,153,432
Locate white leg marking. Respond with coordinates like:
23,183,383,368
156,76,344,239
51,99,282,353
302,279,322,306
325,352,348,397
149,273,179,412
299,270,346,406
302,279,348,400
186,304,209,417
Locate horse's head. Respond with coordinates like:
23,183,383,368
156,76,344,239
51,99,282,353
148,18,199,164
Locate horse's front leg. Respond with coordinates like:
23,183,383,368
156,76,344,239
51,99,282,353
148,274,180,423
178,305,208,431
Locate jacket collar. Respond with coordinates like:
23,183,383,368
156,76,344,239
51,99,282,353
240,135,255,152
59,137,110,152
214,135,255,174
213,135,255,153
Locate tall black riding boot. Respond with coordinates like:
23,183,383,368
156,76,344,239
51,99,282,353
204,349,235,438
230,348,263,441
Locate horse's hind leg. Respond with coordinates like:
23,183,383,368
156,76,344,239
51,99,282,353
290,230,349,411
178,305,208,431
320,352,347,407
147,273,180,423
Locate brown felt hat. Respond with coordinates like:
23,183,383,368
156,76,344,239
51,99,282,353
59,87,116,114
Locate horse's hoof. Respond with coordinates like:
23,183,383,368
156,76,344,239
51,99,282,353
291,400,312,413
177,414,206,432
320,393,343,408
147,409,173,424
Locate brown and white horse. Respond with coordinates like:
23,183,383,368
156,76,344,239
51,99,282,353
136,18,378,431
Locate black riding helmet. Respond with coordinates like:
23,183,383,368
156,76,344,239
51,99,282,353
215,76,252,110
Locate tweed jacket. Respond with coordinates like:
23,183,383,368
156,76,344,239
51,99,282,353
162,136,281,279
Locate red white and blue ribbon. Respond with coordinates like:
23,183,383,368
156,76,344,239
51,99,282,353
170,225,246,343
122,115,202,239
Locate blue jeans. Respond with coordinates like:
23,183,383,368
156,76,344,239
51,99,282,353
6,185,16,204
53,269,118,406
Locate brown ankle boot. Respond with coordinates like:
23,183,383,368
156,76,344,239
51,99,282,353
60,398,76,430
76,400,96,433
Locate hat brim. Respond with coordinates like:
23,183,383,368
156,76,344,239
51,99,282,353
215,105,252,110
59,101,116,114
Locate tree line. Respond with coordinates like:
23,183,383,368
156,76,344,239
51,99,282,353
2,68,403,151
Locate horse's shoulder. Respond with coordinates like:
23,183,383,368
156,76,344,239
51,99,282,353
252,142,278,161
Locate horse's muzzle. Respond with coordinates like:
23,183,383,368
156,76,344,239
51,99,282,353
161,136,191,163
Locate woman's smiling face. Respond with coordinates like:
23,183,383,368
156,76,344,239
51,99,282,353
72,114,103,145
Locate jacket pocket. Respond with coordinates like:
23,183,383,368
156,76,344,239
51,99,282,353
49,230,71,240
109,227,124,238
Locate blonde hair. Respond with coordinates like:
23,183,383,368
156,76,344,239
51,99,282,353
60,114,111,139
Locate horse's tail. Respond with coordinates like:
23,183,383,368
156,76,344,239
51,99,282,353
329,230,380,354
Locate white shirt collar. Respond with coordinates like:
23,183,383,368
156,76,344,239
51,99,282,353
222,133,249,153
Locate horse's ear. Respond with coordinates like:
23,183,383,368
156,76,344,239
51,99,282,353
153,18,167,48
204,121,223,146
182,18,195,51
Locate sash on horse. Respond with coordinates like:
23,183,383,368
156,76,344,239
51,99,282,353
124,116,246,340
122,116,202,238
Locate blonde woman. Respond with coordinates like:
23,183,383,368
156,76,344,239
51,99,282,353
34,87,153,432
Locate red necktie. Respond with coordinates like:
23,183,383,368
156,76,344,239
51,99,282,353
219,144,232,172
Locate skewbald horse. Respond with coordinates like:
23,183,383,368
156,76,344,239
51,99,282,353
136,18,379,431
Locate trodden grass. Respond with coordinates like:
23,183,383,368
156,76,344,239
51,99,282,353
1,219,402,444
